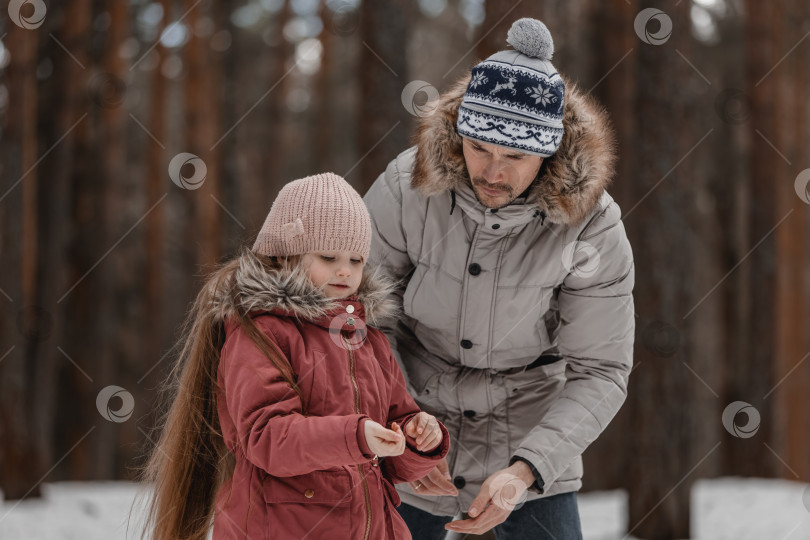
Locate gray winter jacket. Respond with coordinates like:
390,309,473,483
363,74,635,517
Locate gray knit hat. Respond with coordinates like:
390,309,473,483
456,18,565,157
251,172,371,260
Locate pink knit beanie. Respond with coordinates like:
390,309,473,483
251,172,371,261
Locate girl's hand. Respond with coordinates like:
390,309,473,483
403,412,443,452
364,420,405,457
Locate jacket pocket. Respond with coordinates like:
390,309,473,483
263,467,355,539
404,263,462,340
263,467,353,506
414,370,449,419
402,262,427,317
503,363,567,457
491,285,556,360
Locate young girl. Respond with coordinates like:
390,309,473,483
136,172,449,540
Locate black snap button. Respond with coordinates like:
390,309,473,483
491,223,500,229
460,339,473,349
490,208,498,213
463,410,476,418
453,476,466,489
468,263,481,276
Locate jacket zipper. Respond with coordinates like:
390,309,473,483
344,335,372,540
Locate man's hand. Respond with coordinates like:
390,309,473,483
444,461,534,535
407,457,459,496
402,412,443,452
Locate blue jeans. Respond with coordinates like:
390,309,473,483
396,492,583,540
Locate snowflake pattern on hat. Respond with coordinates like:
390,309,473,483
525,82,559,107
462,63,565,123
469,71,489,89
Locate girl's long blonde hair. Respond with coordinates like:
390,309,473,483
132,248,306,540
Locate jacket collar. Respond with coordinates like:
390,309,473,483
452,180,542,228
210,250,399,330
410,73,617,227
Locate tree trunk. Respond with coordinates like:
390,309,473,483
0,6,43,500
93,0,131,480
214,0,248,252
43,0,94,483
357,0,410,191
776,0,810,481
185,0,222,268
740,0,810,481
582,0,638,492
141,0,170,398
624,2,711,537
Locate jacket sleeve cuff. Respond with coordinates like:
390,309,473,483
391,412,418,432
345,414,372,462
509,455,545,494
356,417,375,458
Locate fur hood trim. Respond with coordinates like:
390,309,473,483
209,249,399,327
410,73,617,227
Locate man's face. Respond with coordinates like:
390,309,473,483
461,137,544,209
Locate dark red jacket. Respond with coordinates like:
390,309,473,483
211,253,450,539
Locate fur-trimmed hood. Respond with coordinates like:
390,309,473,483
209,250,399,328
410,73,617,227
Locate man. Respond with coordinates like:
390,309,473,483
363,18,635,539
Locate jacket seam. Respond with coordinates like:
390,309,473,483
407,186,432,270
458,224,481,361
488,229,511,367
556,394,607,430
404,263,430,316
410,259,464,284
578,201,619,241
384,158,405,205
260,320,285,354
561,289,634,299
496,282,558,289
562,258,634,294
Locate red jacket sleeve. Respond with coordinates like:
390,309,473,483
378,346,450,483
219,319,371,477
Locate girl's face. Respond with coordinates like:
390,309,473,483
300,251,365,299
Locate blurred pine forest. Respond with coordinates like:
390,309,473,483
0,1,808,537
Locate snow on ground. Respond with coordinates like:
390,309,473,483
0,477,808,539
690,478,810,540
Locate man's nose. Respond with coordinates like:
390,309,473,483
482,160,509,183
